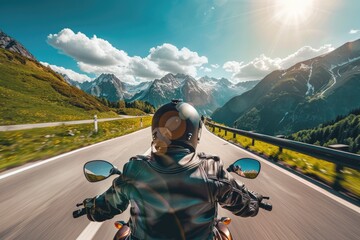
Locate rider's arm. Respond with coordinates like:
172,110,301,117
86,173,130,222
216,176,259,217
209,160,259,217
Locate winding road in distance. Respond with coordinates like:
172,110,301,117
0,127,359,239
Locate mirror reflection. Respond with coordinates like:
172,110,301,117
84,160,114,182
230,158,261,179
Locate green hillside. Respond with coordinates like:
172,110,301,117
290,109,360,154
0,48,118,125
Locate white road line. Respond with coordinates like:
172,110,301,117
0,127,151,181
76,222,103,240
76,147,151,240
205,127,360,214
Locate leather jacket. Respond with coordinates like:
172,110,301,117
88,150,259,240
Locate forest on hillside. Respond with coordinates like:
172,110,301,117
97,98,155,115
289,108,360,154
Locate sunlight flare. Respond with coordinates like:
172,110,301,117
273,0,314,26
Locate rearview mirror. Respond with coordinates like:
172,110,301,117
83,160,120,182
227,158,261,179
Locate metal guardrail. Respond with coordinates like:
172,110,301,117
206,121,360,172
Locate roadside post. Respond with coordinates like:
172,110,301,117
94,115,98,133
329,144,349,191
140,118,143,127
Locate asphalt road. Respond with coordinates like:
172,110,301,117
0,127,359,239
0,115,140,132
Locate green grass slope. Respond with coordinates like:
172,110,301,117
0,49,118,125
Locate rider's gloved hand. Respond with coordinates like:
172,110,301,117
83,195,119,222
246,190,262,217
249,190,263,203
83,197,96,221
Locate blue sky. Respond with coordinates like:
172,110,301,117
1,0,360,83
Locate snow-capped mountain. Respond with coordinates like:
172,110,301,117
65,72,258,114
60,73,82,89
129,73,258,114
81,74,130,102
130,73,214,113
198,76,259,107
212,38,360,135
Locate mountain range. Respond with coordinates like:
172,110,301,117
212,38,360,135
69,73,259,115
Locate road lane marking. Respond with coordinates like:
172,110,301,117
205,127,360,214
0,128,151,181
76,222,103,240
76,147,151,240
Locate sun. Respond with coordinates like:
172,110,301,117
273,0,314,26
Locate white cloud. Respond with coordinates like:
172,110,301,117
40,62,91,83
223,44,334,81
47,29,208,83
211,64,219,69
349,29,360,34
47,28,129,66
200,66,212,72
148,43,208,76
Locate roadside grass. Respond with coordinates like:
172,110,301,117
210,127,360,198
0,116,152,172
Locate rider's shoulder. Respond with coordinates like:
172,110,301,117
129,154,151,162
198,152,227,180
124,154,150,171
122,154,151,177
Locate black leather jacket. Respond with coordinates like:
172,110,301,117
88,150,259,240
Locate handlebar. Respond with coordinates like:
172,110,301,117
73,208,86,218
259,202,272,211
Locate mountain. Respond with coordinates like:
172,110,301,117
66,71,258,114
129,74,258,114
0,47,116,125
198,76,260,107
130,73,214,113
212,38,360,135
235,80,260,90
123,81,152,98
81,73,131,102
0,30,36,60
60,73,82,89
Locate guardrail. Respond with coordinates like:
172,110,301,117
206,120,360,191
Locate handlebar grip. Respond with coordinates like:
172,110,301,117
259,202,272,211
73,208,87,218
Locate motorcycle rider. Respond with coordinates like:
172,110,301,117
85,99,261,239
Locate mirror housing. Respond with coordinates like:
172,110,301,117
227,158,261,179
83,160,121,182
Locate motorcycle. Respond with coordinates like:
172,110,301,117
73,158,272,240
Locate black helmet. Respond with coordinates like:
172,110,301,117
152,99,202,153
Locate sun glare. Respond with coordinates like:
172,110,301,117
273,0,314,26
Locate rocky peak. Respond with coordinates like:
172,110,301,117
0,30,36,60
